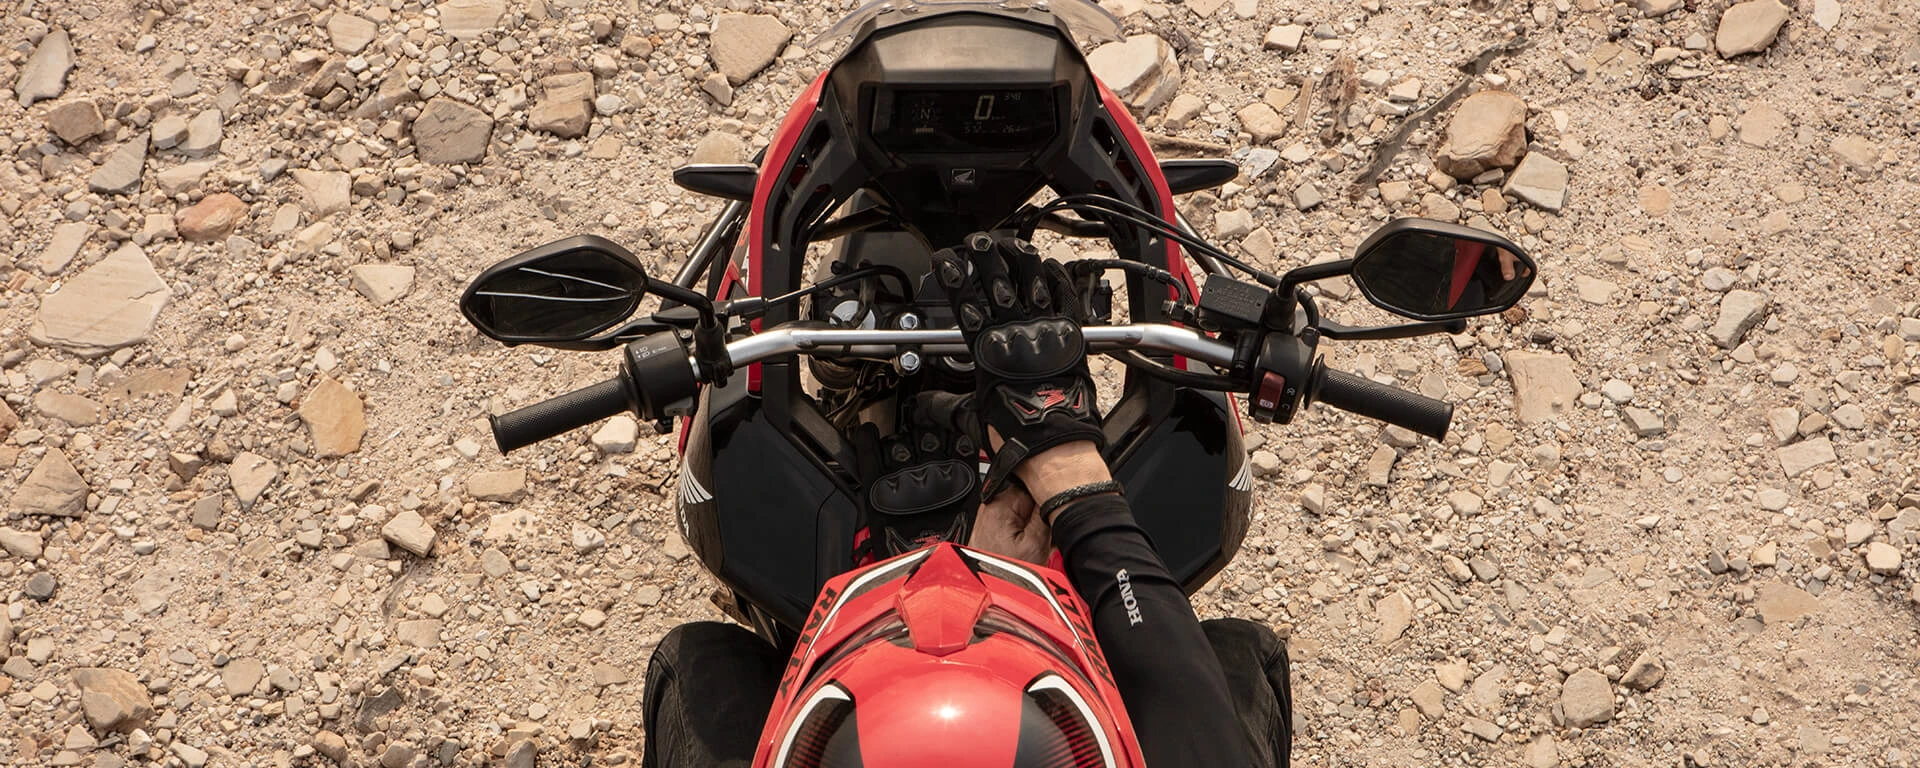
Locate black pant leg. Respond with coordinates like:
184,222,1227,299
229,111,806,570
641,622,786,768
1201,617,1294,768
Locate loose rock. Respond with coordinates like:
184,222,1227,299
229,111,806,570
89,133,150,195
176,193,248,242
17,28,75,106
383,510,438,557
327,14,379,54
293,169,353,218
1504,153,1570,212
529,72,594,139
74,668,154,733
412,98,493,164
349,264,416,306
1776,437,1836,478
1620,650,1666,691
1864,542,1901,574
229,452,280,509
438,0,506,42
1708,290,1768,349
1,527,46,559
45,99,104,144
710,13,793,86
299,376,367,457
1436,90,1528,180
1716,1,1791,58
39,222,90,275
592,416,640,454
12,448,88,517
181,109,223,156
1560,668,1615,728
469,469,528,502
1087,35,1182,114
1505,352,1581,423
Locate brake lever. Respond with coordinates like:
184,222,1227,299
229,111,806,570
1314,318,1467,341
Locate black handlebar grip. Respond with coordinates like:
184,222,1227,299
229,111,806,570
1313,367,1453,441
489,378,632,454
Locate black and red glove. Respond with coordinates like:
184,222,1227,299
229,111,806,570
933,233,1105,500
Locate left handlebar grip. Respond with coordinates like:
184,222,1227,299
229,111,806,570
490,378,631,454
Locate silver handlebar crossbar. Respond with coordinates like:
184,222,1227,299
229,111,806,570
723,325,1237,369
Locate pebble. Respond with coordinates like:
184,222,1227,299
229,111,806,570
1623,407,1666,437
1716,1,1792,58
1756,582,1820,624
17,28,74,106
1436,90,1528,179
1462,717,1503,742
1375,591,1413,643
1830,135,1880,174
382,510,438,557
1634,0,1685,15
1087,35,1181,114
26,572,57,600
1,527,46,559
711,13,793,86
1293,182,1323,211
222,658,264,697
572,524,607,554
1236,103,1287,143
350,265,417,306
413,98,494,165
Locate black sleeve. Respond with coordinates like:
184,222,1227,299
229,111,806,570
1049,494,1254,767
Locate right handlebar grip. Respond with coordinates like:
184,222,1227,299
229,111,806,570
490,378,632,454
1313,367,1453,441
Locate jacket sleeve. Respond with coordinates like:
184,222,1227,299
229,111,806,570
1049,494,1255,767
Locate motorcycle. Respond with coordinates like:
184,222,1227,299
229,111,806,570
456,1,1537,765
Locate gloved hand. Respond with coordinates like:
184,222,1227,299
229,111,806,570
933,232,1105,500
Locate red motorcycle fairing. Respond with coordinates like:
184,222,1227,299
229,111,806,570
754,543,1145,768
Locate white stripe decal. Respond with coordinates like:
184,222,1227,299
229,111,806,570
678,470,712,505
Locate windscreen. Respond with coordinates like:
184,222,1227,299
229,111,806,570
806,0,1124,49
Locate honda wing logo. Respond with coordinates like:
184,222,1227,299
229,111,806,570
677,469,713,505
1228,460,1253,493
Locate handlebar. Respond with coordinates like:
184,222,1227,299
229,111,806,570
1310,366,1452,440
488,324,1453,452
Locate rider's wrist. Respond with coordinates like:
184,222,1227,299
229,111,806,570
1016,441,1110,504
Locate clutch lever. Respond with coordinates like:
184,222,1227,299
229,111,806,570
1314,317,1467,341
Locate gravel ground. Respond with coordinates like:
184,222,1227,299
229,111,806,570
3,0,1918,766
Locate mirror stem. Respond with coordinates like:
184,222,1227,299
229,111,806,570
1315,318,1466,342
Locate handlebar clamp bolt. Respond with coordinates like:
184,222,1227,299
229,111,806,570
896,350,923,375
896,313,922,330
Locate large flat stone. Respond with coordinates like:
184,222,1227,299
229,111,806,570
1436,90,1528,179
710,13,792,86
412,98,492,164
30,243,171,357
89,133,150,195
17,28,74,106
1504,351,1581,424
298,376,367,458
11,448,88,517
39,221,90,275
438,0,506,41
1504,153,1570,212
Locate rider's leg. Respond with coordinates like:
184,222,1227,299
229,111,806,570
641,621,785,768
1200,617,1294,768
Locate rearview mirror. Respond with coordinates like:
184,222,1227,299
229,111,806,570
1349,219,1536,322
460,235,649,345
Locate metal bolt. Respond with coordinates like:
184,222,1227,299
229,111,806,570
968,232,995,252
896,313,921,330
897,350,923,374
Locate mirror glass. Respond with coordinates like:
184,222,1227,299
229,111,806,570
1350,231,1535,321
463,240,648,342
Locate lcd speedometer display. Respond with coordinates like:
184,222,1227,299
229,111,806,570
870,87,1059,153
